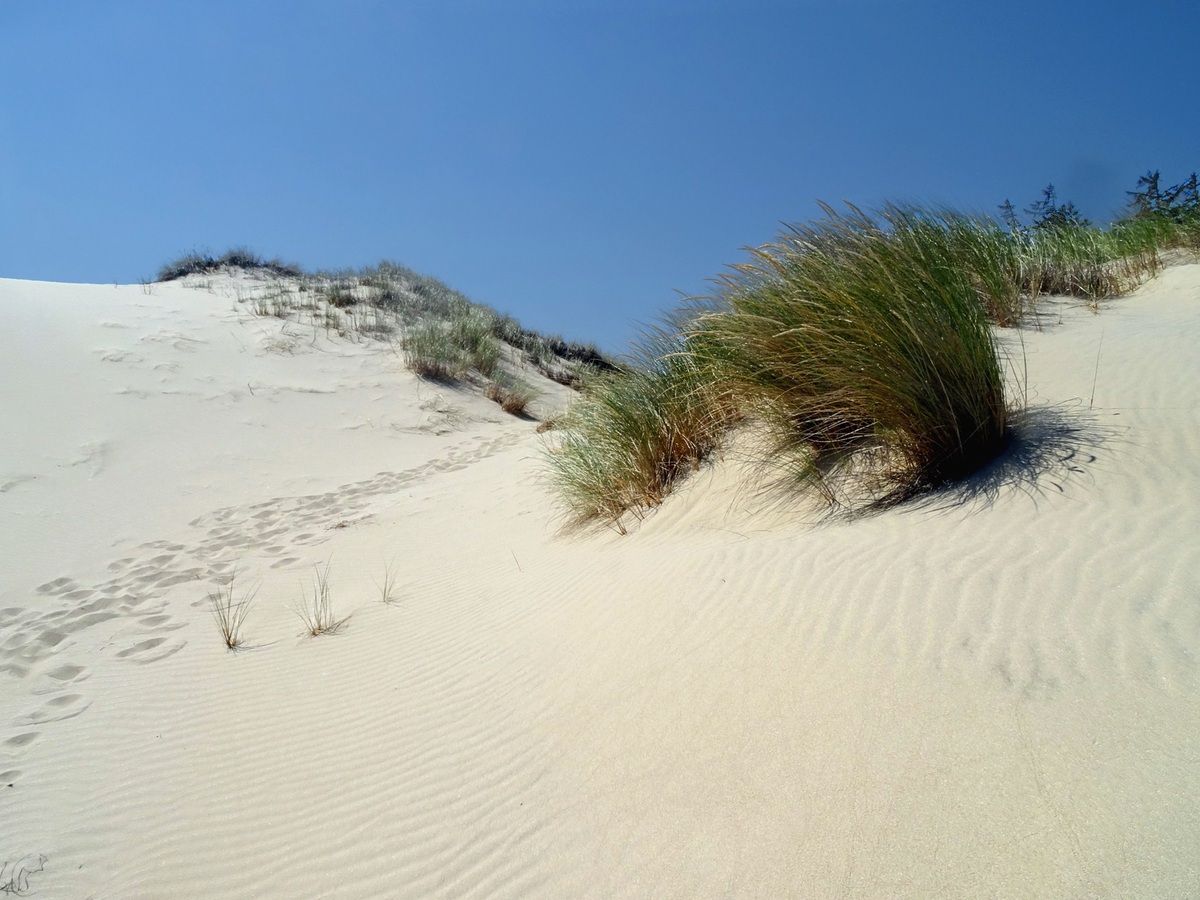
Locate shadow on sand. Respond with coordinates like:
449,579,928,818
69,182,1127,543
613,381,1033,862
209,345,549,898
900,401,1119,517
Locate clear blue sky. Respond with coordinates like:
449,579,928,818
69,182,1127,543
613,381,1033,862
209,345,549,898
2,1,1197,351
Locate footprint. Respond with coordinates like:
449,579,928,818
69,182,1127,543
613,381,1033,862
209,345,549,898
45,664,88,684
3,732,38,750
117,637,166,658
35,577,75,595
116,637,185,665
13,693,91,726
62,611,119,631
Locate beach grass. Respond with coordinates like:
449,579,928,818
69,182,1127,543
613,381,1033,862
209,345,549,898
375,561,400,605
403,320,468,381
545,337,736,527
297,562,347,637
486,372,538,415
158,247,302,282
208,576,257,650
547,198,1200,524
689,203,1009,505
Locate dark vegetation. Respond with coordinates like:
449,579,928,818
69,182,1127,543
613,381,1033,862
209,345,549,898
157,247,303,282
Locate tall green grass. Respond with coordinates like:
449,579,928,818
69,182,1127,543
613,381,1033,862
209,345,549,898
1023,225,1158,302
691,204,1009,503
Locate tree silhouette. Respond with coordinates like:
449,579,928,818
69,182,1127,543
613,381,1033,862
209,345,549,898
1025,184,1089,230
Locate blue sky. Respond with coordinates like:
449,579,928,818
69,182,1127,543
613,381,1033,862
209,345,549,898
2,0,1198,351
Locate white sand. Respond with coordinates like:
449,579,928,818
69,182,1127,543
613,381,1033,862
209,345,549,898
1,267,1197,897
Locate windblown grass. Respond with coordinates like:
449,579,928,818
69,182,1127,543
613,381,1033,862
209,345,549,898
402,308,503,380
448,309,502,377
1023,225,1159,303
156,251,616,390
690,204,1009,505
549,194,1200,525
905,209,1027,326
548,204,1017,523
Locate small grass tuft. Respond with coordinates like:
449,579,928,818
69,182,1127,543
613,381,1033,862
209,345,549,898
297,562,348,636
208,575,258,650
375,561,400,605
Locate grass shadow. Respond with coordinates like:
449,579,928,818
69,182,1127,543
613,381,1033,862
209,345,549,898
902,402,1116,516
719,402,1116,527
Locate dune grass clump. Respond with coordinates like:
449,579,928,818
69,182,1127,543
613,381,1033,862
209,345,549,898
690,204,1009,504
546,344,735,527
297,562,347,636
155,252,618,387
157,247,302,282
448,309,502,377
485,372,538,415
548,203,1017,524
921,210,1028,326
402,309,503,381
1022,225,1157,303
208,576,258,650
402,321,467,380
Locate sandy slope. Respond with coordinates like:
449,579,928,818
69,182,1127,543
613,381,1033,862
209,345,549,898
1,267,1197,898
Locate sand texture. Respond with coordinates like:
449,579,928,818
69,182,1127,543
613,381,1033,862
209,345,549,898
1,268,1197,897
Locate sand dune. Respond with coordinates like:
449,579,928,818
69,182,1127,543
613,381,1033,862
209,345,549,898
1,268,1197,897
